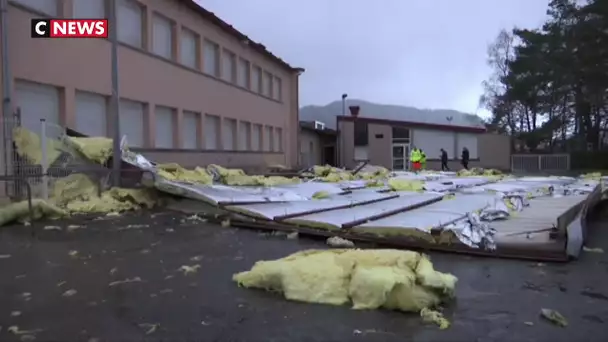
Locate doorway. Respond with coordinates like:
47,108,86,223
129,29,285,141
392,143,410,170
323,145,336,166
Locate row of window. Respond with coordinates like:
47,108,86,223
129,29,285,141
14,79,282,152
15,0,283,102
114,96,284,151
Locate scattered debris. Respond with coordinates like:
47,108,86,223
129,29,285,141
583,246,604,253
524,321,534,326
420,308,450,329
286,231,299,239
68,250,79,258
540,308,568,327
56,281,66,287
178,265,200,275
0,254,11,259
108,277,142,287
21,293,32,301
140,249,151,254
184,214,207,223
159,289,173,294
7,326,44,336
10,311,21,317
326,236,355,248
138,323,159,335
109,268,118,275
62,289,77,297
190,255,203,261
67,224,85,231
221,219,231,227
118,224,149,230
43,225,62,231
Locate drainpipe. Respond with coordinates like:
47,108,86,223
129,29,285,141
1,0,10,179
1,0,11,121
109,0,121,187
338,94,347,167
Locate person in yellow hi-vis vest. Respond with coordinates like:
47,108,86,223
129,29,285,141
410,146,422,172
420,149,427,170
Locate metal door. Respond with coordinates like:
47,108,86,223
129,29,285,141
392,143,410,170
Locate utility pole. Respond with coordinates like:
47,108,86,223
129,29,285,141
109,0,121,187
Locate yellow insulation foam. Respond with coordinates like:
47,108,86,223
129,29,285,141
234,249,457,316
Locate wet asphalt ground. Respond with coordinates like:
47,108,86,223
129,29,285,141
0,202,607,342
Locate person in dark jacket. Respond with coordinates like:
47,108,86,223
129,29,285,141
461,147,470,170
440,148,449,171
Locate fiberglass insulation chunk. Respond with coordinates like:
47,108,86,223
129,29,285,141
233,249,457,313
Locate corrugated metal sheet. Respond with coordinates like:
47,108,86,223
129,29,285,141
225,191,396,220
283,192,444,230
354,194,497,234
491,195,588,234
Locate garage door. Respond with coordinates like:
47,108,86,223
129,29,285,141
119,99,145,147
457,133,479,159
75,91,107,137
14,80,60,134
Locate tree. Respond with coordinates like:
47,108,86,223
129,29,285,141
481,0,608,152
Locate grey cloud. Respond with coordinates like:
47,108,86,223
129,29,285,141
196,0,549,117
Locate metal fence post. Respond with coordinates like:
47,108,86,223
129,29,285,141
40,118,49,200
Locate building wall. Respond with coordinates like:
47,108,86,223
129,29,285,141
0,0,300,171
337,120,355,168
368,123,392,168
299,129,323,167
337,119,511,170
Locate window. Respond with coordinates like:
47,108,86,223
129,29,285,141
238,121,251,151
14,80,60,134
73,0,104,18
221,49,236,83
180,28,198,69
154,106,174,148
204,114,220,149
273,76,282,100
274,128,282,152
152,14,173,60
222,118,236,150
182,111,198,149
203,40,219,76
251,66,261,93
262,72,272,97
237,58,250,89
119,99,145,147
75,91,107,137
354,121,368,146
14,0,57,16
264,126,273,151
252,124,262,151
117,0,143,48
392,127,410,142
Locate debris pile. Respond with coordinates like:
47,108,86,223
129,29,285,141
234,249,457,326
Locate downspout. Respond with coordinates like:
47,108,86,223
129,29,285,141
1,0,11,177
294,68,303,169
1,0,11,120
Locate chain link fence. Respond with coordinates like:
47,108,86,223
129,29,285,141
1,108,111,204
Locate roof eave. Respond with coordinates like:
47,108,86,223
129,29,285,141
337,116,486,133
180,0,301,72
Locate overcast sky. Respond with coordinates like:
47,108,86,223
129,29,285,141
197,0,550,118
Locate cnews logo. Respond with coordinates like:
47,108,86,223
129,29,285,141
31,19,109,38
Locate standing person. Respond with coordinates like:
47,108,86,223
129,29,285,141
420,149,427,170
410,146,421,172
440,148,449,171
461,147,470,170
